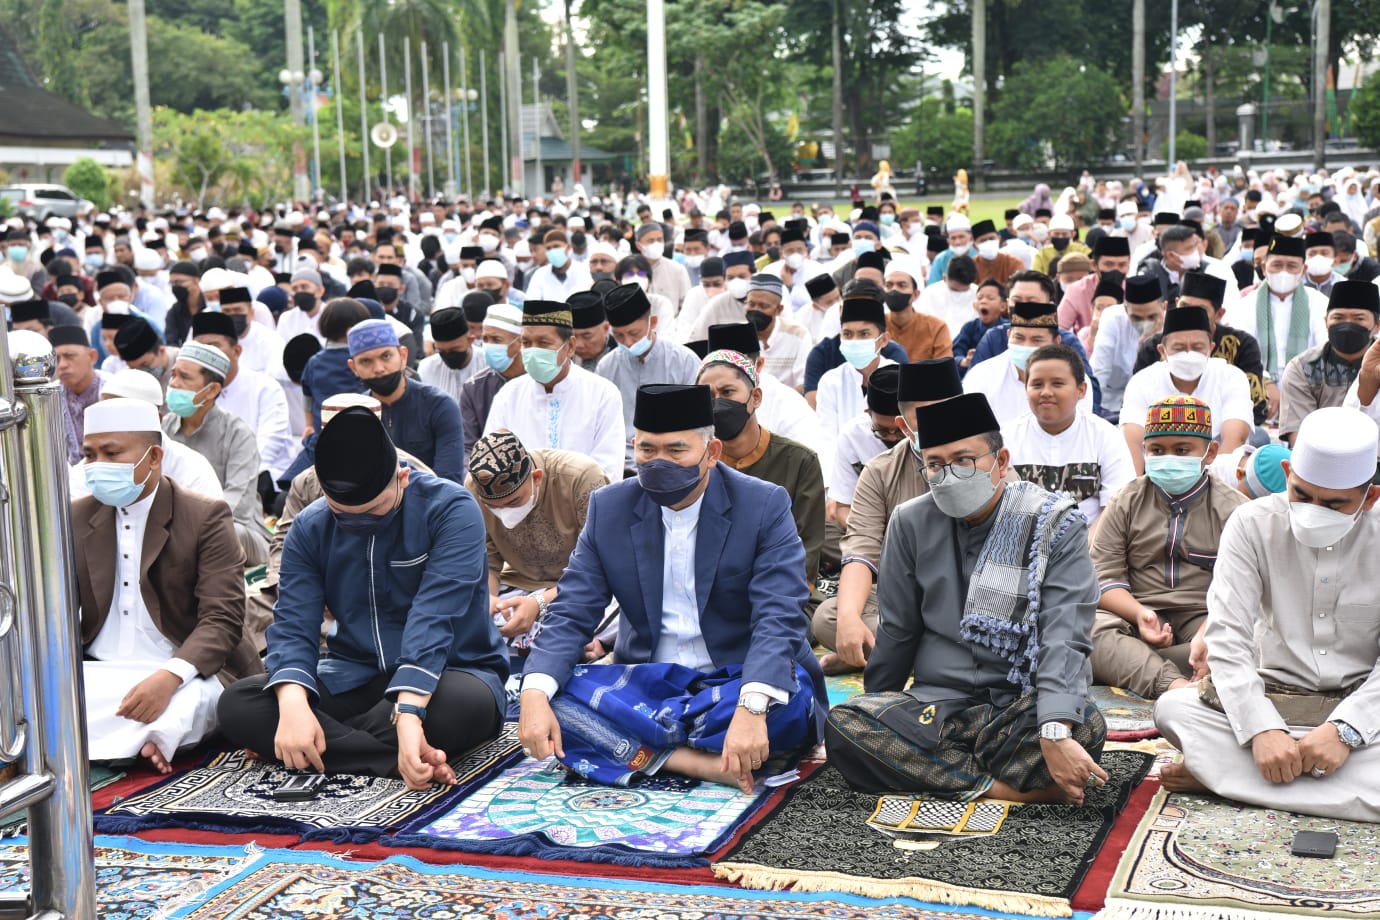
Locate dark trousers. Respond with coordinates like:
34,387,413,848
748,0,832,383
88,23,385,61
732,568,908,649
217,670,502,777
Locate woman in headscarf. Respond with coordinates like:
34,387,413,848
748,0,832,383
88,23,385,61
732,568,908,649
1019,182,1053,217
1337,175,1369,228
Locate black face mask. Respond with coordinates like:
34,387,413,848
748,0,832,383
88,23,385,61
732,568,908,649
1328,322,1373,355
1099,269,1125,289
1051,237,1071,252
590,270,614,283
439,348,471,370
228,314,249,337
746,309,773,332
57,292,79,307
363,369,403,395
765,246,781,263
884,290,912,313
711,396,752,440
292,291,317,312
377,287,400,306
172,284,189,305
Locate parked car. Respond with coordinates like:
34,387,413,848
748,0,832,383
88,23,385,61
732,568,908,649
0,184,86,223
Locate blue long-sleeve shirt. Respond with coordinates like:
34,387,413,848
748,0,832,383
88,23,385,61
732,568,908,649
969,324,1103,415
300,345,366,430
380,378,465,483
264,471,508,709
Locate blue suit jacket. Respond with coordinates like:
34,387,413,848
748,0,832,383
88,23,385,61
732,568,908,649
525,463,827,708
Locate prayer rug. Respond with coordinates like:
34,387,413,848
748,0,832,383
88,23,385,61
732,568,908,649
826,669,867,706
868,796,1013,842
715,750,1154,918
177,848,1050,920
95,723,521,842
1091,686,1159,741
388,755,787,868
0,835,258,920
0,765,124,838
1098,788,1380,919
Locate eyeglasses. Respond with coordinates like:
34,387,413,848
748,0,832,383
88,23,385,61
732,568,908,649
924,451,996,483
870,427,903,445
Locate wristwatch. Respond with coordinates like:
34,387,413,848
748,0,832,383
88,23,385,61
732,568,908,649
391,702,428,725
1331,719,1364,749
1040,721,1072,741
528,589,550,619
738,692,770,715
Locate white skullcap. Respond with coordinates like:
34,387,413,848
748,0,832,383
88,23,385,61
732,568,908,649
322,392,381,424
1012,213,1034,230
102,369,165,407
84,396,161,435
568,216,585,230
484,303,523,335
205,207,226,221
1292,407,1379,489
476,260,508,281
0,272,34,304
418,212,435,225
944,214,971,232
1050,214,1076,231
1116,200,1138,216
133,249,162,271
587,241,619,261
198,267,248,293
884,257,922,283
442,219,460,232
513,240,531,258
286,211,305,227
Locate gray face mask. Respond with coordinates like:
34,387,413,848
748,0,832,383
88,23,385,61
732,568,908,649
928,467,999,519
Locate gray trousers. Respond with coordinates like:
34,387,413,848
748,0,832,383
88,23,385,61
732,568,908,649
1090,610,1200,698
810,587,879,652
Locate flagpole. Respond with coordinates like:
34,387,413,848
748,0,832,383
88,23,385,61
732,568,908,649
357,31,371,204
460,46,473,201
443,41,455,198
332,30,347,203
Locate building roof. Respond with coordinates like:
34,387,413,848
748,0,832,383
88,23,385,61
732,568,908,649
519,103,623,163
0,28,134,146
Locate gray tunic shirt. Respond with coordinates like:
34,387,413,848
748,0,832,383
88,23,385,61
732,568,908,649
595,336,702,466
161,404,262,536
866,489,1098,727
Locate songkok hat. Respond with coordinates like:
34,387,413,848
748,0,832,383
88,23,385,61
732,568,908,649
804,274,837,298
283,332,322,383
865,363,901,417
722,251,756,269
484,302,523,335
926,233,947,254
1161,305,1212,337
1305,231,1335,251
568,291,606,329
1144,394,1212,440
347,280,378,301
698,349,759,389
95,270,124,289
1152,212,1181,227
321,392,380,425
914,392,999,450
376,263,404,278
1244,443,1291,497
47,325,91,349
928,206,945,218
603,284,652,326
779,227,805,245
10,299,49,324
114,316,160,360
1096,208,1116,221
347,318,400,357
632,384,713,433
429,307,469,343
899,358,962,403
1179,271,1227,308
1093,278,1124,302
460,246,484,260
1091,236,1131,258
1327,280,1380,315
462,291,496,325
969,219,997,238
522,299,573,328
468,430,535,501
192,311,238,341
856,250,887,272
476,260,508,281
1267,234,1306,259
749,273,783,297
102,369,164,407
830,232,851,246
683,229,709,244
219,286,252,305
315,406,399,505
698,256,725,278
84,397,160,435
1291,406,1380,490
1124,275,1162,304
708,322,760,357
840,296,885,329
1010,302,1059,327
101,311,134,330
178,341,230,379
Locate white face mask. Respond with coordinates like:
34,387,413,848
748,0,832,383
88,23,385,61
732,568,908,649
639,242,663,262
1031,224,1049,243
479,234,500,253
1166,350,1209,380
623,275,650,292
785,252,805,271
461,267,476,284
683,254,704,269
1177,251,1202,271
976,239,1000,261
726,277,750,301
490,485,539,529
1306,254,1335,277
1288,500,1362,549
1266,270,1302,295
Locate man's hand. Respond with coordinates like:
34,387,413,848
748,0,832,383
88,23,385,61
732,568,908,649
1251,729,1301,784
517,690,564,761
961,348,976,369
721,707,770,795
273,698,327,773
488,593,503,616
581,639,607,662
1136,608,1174,649
1358,338,1380,406
1040,736,1108,806
1266,381,1281,423
1188,623,1209,680
493,595,540,639
116,670,182,724
834,612,875,669
395,714,456,790
1298,722,1351,779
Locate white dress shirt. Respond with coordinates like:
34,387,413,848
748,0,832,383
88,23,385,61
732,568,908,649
962,352,1095,430
276,306,325,345
828,414,886,504
1117,357,1254,438
217,368,296,481
70,439,223,501
483,363,626,483
524,263,593,302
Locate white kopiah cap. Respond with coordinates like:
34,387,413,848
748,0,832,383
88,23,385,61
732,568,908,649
102,369,165,407
1291,406,1379,489
85,396,161,435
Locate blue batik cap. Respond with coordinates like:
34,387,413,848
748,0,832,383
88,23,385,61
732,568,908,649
347,318,399,357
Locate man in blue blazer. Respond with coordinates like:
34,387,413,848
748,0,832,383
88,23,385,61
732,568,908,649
519,383,825,792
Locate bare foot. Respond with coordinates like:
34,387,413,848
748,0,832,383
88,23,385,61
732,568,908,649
140,741,172,775
989,778,1079,805
1165,677,1193,693
419,741,456,785
663,748,745,791
1159,762,1208,793
819,653,862,676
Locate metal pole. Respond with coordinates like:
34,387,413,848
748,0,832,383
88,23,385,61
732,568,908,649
404,39,416,201
333,30,347,203
285,0,309,201
481,49,491,200
127,0,154,208
499,50,509,197
308,26,323,203
461,46,473,201
1132,0,1145,169
422,39,435,199
358,30,371,204
380,33,392,198
443,42,455,198
504,0,523,197
646,0,669,202
563,0,580,185
1262,9,1273,152
2,330,96,920
533,57,543,197
830,0,843,198
1313,0,1330,169
971,0,985,192
1167,0,1178,167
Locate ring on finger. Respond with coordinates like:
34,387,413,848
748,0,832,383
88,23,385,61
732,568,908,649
1085,772,1098,787
1311,766,1327,778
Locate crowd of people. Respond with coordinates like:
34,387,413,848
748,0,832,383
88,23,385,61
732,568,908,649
3,159,1379,820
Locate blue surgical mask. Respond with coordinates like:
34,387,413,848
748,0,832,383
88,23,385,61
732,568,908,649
6,245,27,262
852,239,875,258
547,247,568,269
839,337,878,370
85,253,103,268
484,342,515,373
881,213,896,225
165,385,206,418
619,333,654,358
1007,343,1037,371
332,482,402,535
84,447,153,507
1118,217,1136,232
637,450,708,507
521,346,567,384
1144,454,1206,495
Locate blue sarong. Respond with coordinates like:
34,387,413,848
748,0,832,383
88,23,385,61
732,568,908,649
549,662,815,785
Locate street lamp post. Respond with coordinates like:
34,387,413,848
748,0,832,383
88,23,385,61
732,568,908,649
307,27,323,203
279,68,310,201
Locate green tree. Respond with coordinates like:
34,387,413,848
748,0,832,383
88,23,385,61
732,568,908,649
1351,78,1380,150
988,56,1127,171
1163,130,1209,162
153,108,304,207
890,100,974,183
63,157,110,209
36,0,87,105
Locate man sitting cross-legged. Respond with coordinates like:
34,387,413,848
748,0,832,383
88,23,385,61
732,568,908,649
1155,406,1380,821
218,406,509,789
826,392,1108,803
518,383,826,793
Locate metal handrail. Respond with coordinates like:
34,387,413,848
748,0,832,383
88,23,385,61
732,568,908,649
0,329,96,920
